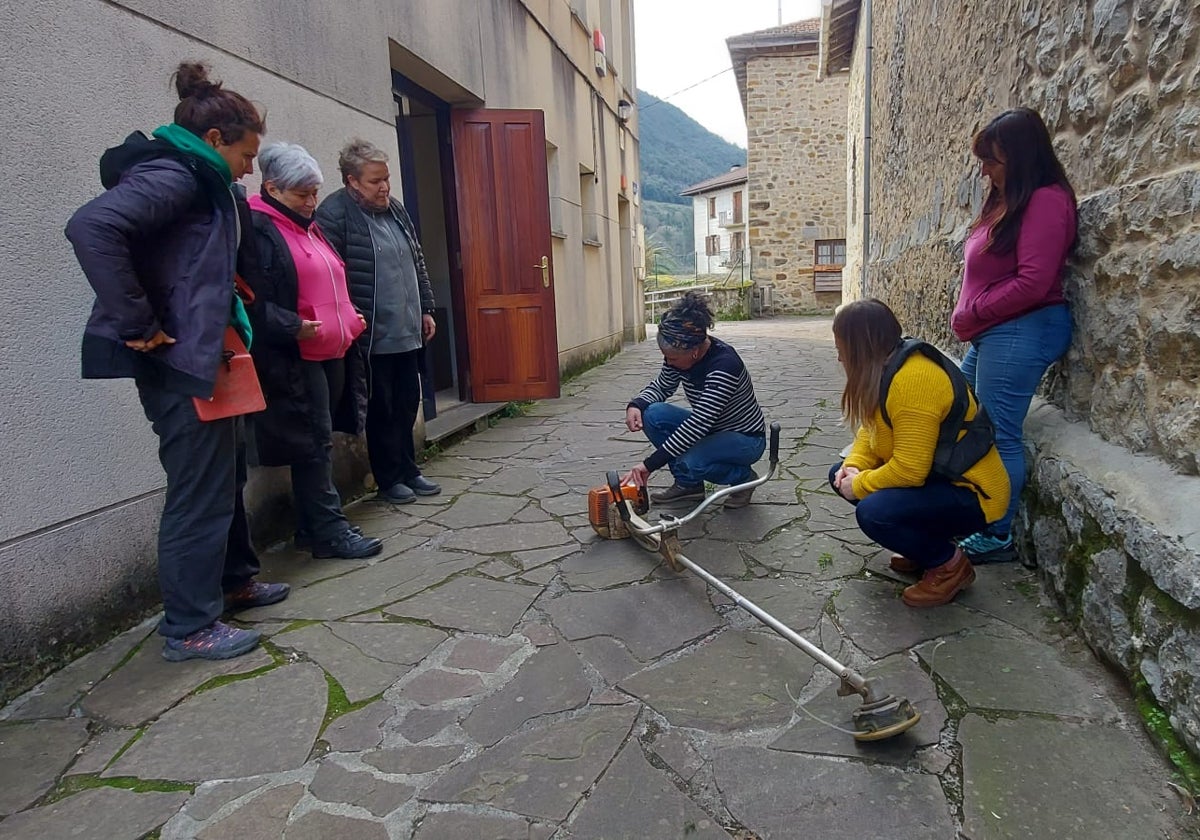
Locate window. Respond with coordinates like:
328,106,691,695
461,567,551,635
730,230,745,256
705,235,721,256
707,197,716,219
580,166,600,243
815,239,847,267
732,190,743,224
814,272,843,292
547,143,564,236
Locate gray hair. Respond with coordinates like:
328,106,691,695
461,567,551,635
258,142,323,190
338,138,388,183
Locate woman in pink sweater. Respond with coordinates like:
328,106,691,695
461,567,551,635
950,108,1077,564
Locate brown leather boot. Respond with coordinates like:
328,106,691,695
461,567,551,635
902,548,975,608
889,553,919,574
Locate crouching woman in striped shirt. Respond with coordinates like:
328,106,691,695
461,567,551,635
622,292,767,508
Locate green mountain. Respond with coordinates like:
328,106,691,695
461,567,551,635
637,89,745,206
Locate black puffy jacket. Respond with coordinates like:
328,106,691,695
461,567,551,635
314,189,435,352
245,210,368,466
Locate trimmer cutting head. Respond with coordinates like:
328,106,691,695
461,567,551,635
851,694,922,742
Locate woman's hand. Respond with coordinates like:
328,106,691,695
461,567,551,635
125,330,176,352
357,313,367,330
834,465,860,501
626,406,643,432
422,313,436,341
297,320,322,340
623,464,650,487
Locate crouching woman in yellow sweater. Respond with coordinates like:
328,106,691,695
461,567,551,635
829,299,1010,608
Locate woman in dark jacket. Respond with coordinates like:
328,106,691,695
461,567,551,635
247,143,381,559
65,62,288,662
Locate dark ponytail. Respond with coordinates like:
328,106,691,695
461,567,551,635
170,62,266,143
658,291,714,350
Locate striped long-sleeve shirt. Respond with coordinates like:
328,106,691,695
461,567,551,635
629,337,765,472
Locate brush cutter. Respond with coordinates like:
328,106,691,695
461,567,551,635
592,422,921,742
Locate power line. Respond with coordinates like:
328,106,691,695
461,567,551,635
640,67,736,112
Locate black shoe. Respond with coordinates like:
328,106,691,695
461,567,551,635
407,474,442,496
312,531,384,559
378,483,416,505
295,524,363,551
649,483,706,504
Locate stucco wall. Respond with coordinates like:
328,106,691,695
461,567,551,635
745,53,847,313
842,0,1200,764
1,0,640,701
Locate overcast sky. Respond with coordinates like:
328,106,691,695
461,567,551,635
633,0,822,148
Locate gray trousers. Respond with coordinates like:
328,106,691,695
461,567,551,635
291,358,348,543
135,371,259,639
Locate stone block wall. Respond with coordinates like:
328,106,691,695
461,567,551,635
842,0,1200,768
745,54,847,314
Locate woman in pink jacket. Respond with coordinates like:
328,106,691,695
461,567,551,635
247,143,382,559
950,108,1077,564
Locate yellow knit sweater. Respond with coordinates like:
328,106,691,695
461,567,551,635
843,354,1010,523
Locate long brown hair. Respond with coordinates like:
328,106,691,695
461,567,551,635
832,299,902,430
971,107,1076,255
171,62,266,143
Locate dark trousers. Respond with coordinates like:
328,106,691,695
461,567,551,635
135,373,259,638
291,358,348,542
828,461,986,570
366,349,422,491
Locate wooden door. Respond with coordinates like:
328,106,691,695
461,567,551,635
450,109,560,402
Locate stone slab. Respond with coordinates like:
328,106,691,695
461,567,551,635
275,621,447,703
648,729,704,781
286,810,389,840
513,543,579,571
917,633,1121,719
469,466,549,495
620,630,813,732
462,643,591,746
181,778,268,822
386,576,541,635
394,669,485,706
423,705,638,821
310,759,413,816
567,745,727,840
0,718,90,814
543,579,722,660
445,636,522,672
365,743,465,775
253,551,372,592
770,654,944,764
557,539,659,590
106,663,326,781
959,715,1185,840
671,536,750,578
518,565,558,585
746,529,866,579
832,579,992,658
0,787,188,840
413,811,553,840
714,746,955,839
324,699,392,752
81,641,272,727
708,576,829,634
701,503,801,543
2,621,153,721
570,636,645,684
69,728,137,775
439,521,574,554
237,550,479,621
194,783,303,840
396,708,458,742
431,493,528,529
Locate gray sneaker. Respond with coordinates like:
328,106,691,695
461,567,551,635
724,471,759,508
650,483,706,504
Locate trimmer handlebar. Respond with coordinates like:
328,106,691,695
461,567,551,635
769,421,781,465
605,471,631,522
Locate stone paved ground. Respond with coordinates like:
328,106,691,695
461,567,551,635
2,318,1197,840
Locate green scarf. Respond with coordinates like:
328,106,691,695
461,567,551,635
150,124,252,347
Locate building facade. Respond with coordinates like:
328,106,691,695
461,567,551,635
681,166,750,279
728,20,848,314
0,0,641,701
823,0,1200,763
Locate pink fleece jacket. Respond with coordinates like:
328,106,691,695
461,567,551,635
249,194,365,361
951,184,1076,342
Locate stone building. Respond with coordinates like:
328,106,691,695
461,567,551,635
680,165,750,278
728,19,848,314
1,0,641,702
822,0,1200,763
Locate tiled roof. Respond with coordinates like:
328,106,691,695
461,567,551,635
731,18,821,41
680,165,748,196
727,18,822,114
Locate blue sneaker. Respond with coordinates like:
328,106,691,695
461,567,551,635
162,621,261,662
225,580,291,609
958,531,1017,564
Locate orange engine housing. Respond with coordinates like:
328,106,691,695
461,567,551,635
588,483,649,538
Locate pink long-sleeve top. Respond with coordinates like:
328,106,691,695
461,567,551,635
951,184,1076,342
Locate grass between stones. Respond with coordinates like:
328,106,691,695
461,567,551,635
319,671,381,735
1133,674,1200,794
41,773,193,807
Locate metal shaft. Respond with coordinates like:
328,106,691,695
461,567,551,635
672,549,869,695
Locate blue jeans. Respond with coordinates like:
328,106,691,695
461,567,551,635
960,304,1072,536
828,462,986,569
643,403,765,486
